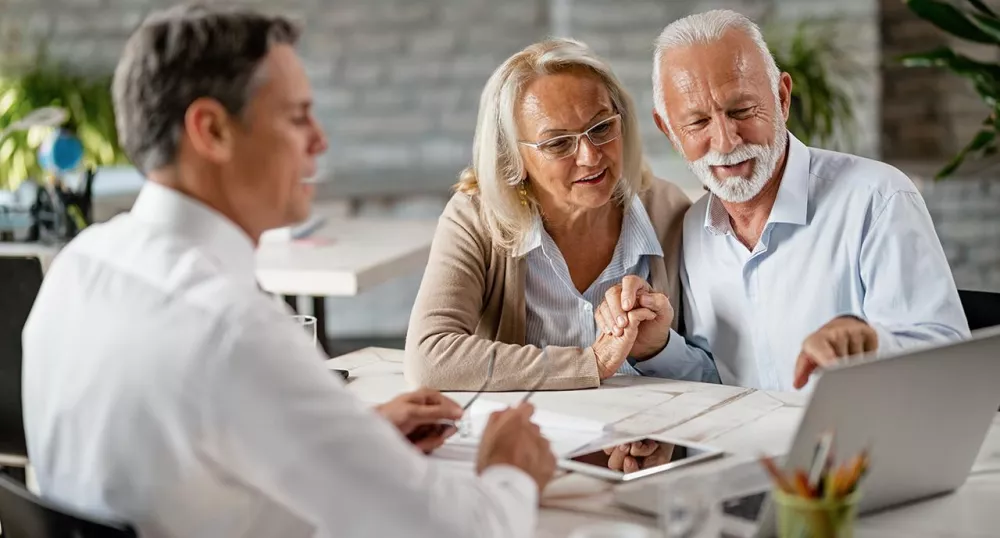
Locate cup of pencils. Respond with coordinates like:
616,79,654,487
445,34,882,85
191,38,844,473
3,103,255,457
761,442,868,538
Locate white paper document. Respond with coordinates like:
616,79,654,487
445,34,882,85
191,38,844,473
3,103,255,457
430,398,620,467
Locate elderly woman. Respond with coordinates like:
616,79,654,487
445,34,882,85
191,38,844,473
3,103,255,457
404,39,720,391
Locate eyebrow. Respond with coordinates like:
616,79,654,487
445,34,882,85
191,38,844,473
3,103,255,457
286,99,313,113
538,108,613,137
680,93,760,122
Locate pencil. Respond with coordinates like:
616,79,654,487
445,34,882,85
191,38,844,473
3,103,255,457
760,455,795,494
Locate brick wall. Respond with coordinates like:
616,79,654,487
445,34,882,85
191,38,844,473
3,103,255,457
879,0,999,161
0,0,882,196
18,0,996,339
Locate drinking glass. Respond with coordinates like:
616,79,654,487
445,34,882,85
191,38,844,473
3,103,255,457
292,315,318,347
659,470,724,538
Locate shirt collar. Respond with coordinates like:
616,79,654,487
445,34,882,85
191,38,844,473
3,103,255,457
703,131,811,235
130,181,257,288
514,194,663,262
768,132,810,226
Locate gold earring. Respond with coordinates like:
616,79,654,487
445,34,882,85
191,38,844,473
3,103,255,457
518,181,528,206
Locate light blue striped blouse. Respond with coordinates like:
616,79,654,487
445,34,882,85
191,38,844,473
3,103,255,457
518,195,709,378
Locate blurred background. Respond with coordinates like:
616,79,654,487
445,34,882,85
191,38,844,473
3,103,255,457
1,0,998,353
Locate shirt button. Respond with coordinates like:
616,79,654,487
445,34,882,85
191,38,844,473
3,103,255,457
584,303,593,311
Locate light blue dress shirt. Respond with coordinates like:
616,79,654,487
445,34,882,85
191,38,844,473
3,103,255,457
520,194,720,382
677,133,971,392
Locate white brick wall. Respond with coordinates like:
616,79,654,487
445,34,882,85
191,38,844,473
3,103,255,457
14,0,965,339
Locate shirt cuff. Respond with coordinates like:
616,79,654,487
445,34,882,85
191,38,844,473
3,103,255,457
480,464,538,506
631,329,720,383
833,312,897,357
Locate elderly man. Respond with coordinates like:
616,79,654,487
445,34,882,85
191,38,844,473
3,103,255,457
21,5,553,537
647,9,969,391
599,9,969,393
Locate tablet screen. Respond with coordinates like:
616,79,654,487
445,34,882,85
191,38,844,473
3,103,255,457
569,438,715,476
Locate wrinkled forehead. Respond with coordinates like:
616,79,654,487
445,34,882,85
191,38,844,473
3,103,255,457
516,69,615,139
658,31,774,112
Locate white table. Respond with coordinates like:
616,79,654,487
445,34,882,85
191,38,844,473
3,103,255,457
329,347,1000,537
256,214,437,297
256,210,437,354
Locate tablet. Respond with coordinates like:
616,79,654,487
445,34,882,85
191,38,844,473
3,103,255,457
558,435,725,482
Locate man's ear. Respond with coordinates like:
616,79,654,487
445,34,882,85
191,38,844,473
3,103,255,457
183,97,236,164
777,72,793,123
653,108,680,154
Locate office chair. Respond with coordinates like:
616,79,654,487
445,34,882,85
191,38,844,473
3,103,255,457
0,473,135,537
0,256,44,483
958,289,1000,331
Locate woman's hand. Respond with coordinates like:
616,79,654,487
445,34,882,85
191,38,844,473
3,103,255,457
594,275,674,360
591,307,656,379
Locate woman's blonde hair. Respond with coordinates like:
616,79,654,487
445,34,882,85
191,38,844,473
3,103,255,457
455,38,651,252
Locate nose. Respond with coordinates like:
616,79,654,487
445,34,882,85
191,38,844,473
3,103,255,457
711,115,742,155
574,135,601,167
310,117,329,155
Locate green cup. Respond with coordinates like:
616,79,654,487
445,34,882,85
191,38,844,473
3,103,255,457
773,489,861,538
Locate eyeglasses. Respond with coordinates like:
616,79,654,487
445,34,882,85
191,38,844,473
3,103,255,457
518,114,623,161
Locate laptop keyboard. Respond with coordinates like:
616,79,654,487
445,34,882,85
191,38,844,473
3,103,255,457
721,491,768,521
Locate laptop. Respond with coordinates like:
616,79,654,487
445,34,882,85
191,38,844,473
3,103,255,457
614,326,1000,537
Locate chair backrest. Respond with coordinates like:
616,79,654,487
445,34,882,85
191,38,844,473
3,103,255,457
958,289,1000,331
0,474,136,538
0,256,44,457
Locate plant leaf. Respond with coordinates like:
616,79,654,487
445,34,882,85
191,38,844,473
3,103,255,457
905,0,998,44
970,12,1000,42
967,0,997,18
936,127,997,178
899,47,1000,102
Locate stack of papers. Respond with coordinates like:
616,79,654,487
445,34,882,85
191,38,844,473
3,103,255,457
431,398,618,466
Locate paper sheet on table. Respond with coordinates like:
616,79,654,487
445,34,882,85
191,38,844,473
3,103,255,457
431,398,621,468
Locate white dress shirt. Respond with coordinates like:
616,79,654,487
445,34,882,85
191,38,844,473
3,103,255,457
677,133,970,392
520,194,719,382
22,181,537,538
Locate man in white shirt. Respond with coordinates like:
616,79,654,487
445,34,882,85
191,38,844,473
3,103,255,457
21,5,554,537
596,9,969,393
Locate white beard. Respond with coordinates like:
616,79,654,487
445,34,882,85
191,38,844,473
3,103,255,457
682,121,788,204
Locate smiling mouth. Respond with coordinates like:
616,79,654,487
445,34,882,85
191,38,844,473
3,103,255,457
710,160,753,177
573,168,607,185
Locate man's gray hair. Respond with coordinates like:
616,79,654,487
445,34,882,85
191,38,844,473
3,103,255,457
651,10,779,122
112,3,301,173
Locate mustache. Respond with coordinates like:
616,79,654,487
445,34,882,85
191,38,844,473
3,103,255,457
696,144,771,167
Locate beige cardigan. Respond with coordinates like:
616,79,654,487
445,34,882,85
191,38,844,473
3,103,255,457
404,179,692,391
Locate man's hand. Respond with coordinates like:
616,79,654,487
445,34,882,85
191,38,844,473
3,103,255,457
376,388,463,453
591,307,657,379
476,403,557,493
594,275,674,360
604,440,674,473
793,316,878,389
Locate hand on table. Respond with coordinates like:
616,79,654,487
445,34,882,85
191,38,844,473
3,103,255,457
376,388,462,453
604,440,674,473
476,403,556,493
793,316,878,389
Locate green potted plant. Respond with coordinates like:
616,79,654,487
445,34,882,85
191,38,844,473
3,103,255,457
766,19,862,151
0,49,127,191
899,0,1000,179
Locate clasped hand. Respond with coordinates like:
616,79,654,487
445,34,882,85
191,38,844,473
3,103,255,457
590,275,675,379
